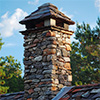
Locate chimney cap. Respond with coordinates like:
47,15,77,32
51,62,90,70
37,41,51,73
38,3,58,10
19,3,75,25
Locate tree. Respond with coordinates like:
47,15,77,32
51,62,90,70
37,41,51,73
0,34,24,94
71,18,100,85
0,34,4,50
0,34,8,94
5,76,24,93
0,56,24,94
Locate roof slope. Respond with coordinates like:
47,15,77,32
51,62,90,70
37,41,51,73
53,83,100,100
1,83,100,100
0,91,24,100
19,3,75,25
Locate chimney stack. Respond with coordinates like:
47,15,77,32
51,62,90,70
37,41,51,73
19,3,75,100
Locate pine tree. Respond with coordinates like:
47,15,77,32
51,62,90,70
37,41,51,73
71,18,100,85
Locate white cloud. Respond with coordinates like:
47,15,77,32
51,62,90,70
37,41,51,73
95,0,100,12
3,43,17,47
0,8,28,37
59,7,74,18
28,0,39,5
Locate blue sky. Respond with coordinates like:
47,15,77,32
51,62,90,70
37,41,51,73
0,0,100,76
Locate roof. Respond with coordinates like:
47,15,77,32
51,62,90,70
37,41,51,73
19,3,75,25
1,83,100,100
0,91,24,100
53,83,100,100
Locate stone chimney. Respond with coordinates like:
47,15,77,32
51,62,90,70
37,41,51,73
19,3,75,100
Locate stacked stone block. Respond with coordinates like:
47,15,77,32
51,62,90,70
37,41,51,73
23,29,72,100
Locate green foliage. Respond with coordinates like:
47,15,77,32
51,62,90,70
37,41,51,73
5,76,24,93
0,55,24,94
71,18,100,85
0,34,4,50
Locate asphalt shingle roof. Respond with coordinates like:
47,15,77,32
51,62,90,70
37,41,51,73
0,91,24,100
53,83,100,100
0,83,100,100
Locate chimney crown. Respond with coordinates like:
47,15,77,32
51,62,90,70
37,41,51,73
19,3,75,25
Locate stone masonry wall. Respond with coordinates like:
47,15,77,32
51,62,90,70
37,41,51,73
23,29,72,100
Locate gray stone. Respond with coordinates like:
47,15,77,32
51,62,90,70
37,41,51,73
47,44,56,48
66,38,71,44
58,61,64,67
53,79,59,84
41,41,51,46
32,79,40,83
32,34,36,38
65,81,71,86
67,51,70,57
51,74,58,79
30,68,37,73
68,75,72,81
43,66,49,70
41,45,46,50
25,69,30,73
48,65,57,70
36,75,44,79
35,48,42,55
33,47,37,50
44,74,51,78
25,45,30,49
56,34,60,38
56,49,62,57
24,52,31,57
38,96,46,100
24,60,32,65
31,93,39,98
36,70,43,74
24,84,30,90
33,39,39,43
42,62,48,66
35,62,43,69
24,57,28,60
63,34,67,38
34,88,41,91
59,45,65,48
58,84,64,89
62,49,68,57
42,70,52,74
61,70,66,74
33,56,42,62
52,54,57,60
24,92,29,98
45,91,52,95
63,57,70,62
60,79,65,84
24,80,32,83
47,55,52,61
29,48,33,52
42,87,47,91
29,75,36,79
42,56,47,62
59,75,64,79
47,37,56,41
57,38,62,43
25,39,33,42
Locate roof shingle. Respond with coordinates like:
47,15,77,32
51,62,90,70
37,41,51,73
0,91,24,100
19,3,75,25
